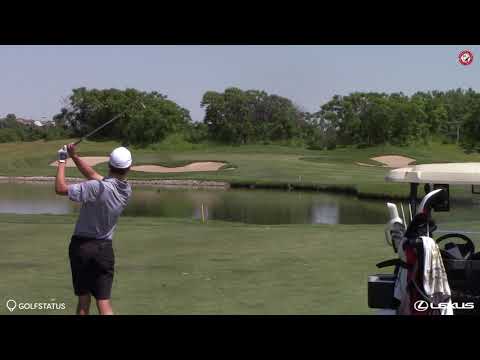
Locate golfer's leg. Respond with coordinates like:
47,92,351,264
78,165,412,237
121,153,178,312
94,241,115,315
96,299,114,315
76,294,91,315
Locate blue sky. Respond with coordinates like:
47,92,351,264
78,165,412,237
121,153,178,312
0,45,478,122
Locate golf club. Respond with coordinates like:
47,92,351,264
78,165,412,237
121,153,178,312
400,203,406,226
73,99,146,146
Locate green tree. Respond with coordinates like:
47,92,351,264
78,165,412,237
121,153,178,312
459,92,480,151
201,88,303,144
54,88,192,146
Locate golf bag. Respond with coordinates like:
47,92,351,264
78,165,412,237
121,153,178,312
369,189,454,314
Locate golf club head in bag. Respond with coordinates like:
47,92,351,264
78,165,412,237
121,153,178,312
385,203,405,253
404,189,445,240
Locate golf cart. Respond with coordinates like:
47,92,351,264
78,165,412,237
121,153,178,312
368,163,480,315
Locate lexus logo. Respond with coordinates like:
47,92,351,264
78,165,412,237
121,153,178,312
414,300,429,312
413,300,474,311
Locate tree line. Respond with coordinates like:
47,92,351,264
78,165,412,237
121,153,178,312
0,114,64,143
312,89,479,150
1,87,480,151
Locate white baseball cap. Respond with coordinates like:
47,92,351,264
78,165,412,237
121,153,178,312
109,147,132,169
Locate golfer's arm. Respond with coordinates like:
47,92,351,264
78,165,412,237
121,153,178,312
55,163,68,196
71,155,103,181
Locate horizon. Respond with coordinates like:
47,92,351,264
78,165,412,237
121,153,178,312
1,45,478,122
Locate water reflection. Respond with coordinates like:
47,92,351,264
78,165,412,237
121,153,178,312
0,199,71,215
0,182,391,224
311,202,339,224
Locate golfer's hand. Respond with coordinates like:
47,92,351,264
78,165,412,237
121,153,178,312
67,143,77,158
58,145,68,163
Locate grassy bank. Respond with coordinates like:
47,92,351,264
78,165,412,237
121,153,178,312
1,139,480,198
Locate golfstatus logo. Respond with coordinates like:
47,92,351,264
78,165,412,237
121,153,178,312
458,50,474,66
414,300,474,312
5,298,66,313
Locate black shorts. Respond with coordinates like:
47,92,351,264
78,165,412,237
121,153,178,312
68,236,115,300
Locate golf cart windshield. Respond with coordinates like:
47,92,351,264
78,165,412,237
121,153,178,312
386,163,480,185
386,162,480,214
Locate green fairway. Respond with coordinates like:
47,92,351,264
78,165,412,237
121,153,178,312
1,138,480,198
0,213,398,315
3,214,478,315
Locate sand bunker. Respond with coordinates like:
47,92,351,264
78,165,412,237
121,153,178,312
49,156,109,167
356,155,416,169
48,157,227,173
131,162,226,173
371,155,416,168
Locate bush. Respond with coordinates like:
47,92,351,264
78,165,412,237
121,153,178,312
185,122,208,144
0,128,21,143
307,142,325,150
326,141,337,150
305,132,325,150
42,127,69,141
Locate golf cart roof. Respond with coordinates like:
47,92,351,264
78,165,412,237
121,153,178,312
386,163,480,185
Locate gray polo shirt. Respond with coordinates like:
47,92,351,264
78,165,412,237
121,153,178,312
68,177,132,240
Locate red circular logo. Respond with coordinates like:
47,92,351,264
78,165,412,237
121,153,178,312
459,50,474,66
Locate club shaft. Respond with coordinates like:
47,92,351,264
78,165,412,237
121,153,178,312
74,99,143,145
400,203,406,225
74,112,124,145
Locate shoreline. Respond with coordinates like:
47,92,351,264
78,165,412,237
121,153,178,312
0,175,408,200
230,182,407,200
0,176,230,189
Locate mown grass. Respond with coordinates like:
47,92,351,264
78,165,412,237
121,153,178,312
0,213,395,315
3,213,478,315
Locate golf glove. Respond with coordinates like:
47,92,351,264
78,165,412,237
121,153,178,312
58,145,68,163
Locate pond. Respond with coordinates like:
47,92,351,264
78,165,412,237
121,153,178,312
0,182,392,224
2,182,480,225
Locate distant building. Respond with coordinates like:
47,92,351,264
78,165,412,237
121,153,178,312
16,118,35,126
15,118,46,127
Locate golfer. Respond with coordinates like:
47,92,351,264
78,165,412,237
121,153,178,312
55,143,132,315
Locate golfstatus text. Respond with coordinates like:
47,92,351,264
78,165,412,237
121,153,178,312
6,299,66,312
